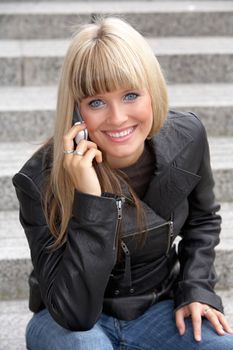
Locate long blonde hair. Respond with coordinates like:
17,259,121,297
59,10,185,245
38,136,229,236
44,17,169,248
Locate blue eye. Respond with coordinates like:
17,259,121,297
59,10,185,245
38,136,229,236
124,92,139,101
89,99,104,109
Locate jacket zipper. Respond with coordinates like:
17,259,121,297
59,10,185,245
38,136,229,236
166,213,174,256
123,221,170,238
113,197,124,250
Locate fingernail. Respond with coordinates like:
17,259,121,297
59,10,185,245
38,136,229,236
74,121,83,125
196,336,201,342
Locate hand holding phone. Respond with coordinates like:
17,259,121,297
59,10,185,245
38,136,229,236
64,105,102,196
72,105,88,144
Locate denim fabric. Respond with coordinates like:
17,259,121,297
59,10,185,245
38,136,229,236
26,300,233,350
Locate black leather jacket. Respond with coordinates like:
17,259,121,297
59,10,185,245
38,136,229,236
13,111,223,331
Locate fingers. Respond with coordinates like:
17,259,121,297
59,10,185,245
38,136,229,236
216,311,233,334
203,308,233,336
204,310,225,336
191,305,202,341
79,146,102,164
175,303,203,342
63,140,102,171
175,309,186,336
176,302,233,343
63,122,87,155
73,140,101,163
63,126,102,195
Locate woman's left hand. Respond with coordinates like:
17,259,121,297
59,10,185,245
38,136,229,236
175,302,233,342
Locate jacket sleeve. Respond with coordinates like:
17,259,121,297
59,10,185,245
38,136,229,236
13,173,121,330
174,116,224,313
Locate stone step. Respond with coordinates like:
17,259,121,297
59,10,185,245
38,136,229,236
0,300,31,350
0,294,232,350
1,0,232,2
1,84,233,142
0,2,233,39
1,37,233,86
0,202,233,299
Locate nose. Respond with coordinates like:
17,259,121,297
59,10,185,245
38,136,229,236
106,103,128,126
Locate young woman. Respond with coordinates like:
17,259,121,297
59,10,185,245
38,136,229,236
13,17,233,349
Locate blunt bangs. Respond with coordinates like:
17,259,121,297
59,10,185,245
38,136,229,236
71,35,148,101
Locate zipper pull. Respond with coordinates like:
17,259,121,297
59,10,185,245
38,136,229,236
169,212,174,237
116,196,125,219
169,220,174,237
121,241,129,255
116,198,122,219
166,215,174,256
121,241,132,290
113,197,124,250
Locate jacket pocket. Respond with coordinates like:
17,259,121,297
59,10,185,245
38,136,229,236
123,219,174,263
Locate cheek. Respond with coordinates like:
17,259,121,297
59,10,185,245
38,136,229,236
139,104,153,128
84,117,105,144
83,115,102,133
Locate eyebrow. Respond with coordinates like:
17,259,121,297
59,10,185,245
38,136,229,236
83,89,142,100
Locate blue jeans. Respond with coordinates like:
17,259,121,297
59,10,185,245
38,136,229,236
26,300,233,350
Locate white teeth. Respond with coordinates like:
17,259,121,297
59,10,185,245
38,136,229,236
107,127,133,138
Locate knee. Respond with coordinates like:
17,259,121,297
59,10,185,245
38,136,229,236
26,309,113,350
200,321,233,350
204,334,233,350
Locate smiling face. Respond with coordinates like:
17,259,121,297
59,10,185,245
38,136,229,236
79,88,153,169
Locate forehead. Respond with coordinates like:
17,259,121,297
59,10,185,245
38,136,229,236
72,44,148,101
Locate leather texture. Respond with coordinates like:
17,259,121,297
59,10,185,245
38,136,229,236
12,110,223,331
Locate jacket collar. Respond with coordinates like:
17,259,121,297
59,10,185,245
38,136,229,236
143,113,201,219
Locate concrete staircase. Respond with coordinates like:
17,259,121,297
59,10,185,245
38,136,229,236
0,1,233,348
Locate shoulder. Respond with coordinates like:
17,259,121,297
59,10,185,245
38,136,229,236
166,110,207,144
150,110,209,169
12,140,53,198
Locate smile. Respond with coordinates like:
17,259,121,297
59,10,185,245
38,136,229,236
106,127,134,139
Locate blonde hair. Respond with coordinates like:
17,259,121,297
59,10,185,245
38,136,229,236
44,17,168,248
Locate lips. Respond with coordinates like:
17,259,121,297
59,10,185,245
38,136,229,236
105,127,134,139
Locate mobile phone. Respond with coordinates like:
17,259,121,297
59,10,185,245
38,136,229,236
72,105,88,144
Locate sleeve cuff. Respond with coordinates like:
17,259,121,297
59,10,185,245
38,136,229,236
174,284,224,313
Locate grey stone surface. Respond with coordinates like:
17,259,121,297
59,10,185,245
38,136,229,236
168,84,233,136
212,170,233,203
158,54,233,84
1,37,233,85
175,106,233,137
0,300,31,350
0,2,233,39
0,110,55,142
0,259,31,300
0,211,32,299
24,56,63,86
215,202,233,288
0,142,39,210
0,57,22,86
0,86,56,111
0,0,232,1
